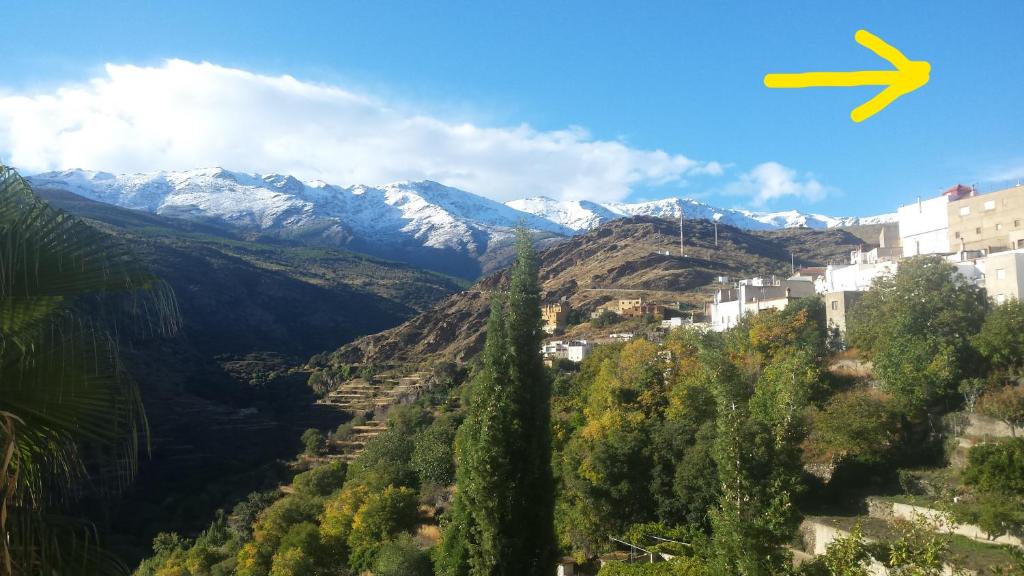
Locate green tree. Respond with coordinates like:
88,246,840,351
0,166,179,574
592,309,621,327
803,388,900,467
886,513,966,575
292,461,347,497
301,428,327,456
557,341,663,553
346,485,420,571
711,310,819,575
374,534,433,576
348,427,418,490
973,299,1024,375
963,438,1024,495
269,547,314,576
847,257,988,415
439,228,556,575
412,413,459,487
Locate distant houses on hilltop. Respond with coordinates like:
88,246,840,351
707,182,1024,334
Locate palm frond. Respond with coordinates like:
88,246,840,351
0,165,180,575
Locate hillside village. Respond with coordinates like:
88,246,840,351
263,182,1024,576
536,183,1024,368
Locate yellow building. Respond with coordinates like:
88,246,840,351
542,303,570,333
616,298,644,314
948,185,1024,253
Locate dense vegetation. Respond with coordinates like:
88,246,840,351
13,163,1024,576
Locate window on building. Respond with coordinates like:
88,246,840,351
976,227,982,235
997,268,1006,280
984,200,996,211
831,300,838,310
1016,219,1021,228
954,231,961,239
960,206,971,216
996,223,1003,231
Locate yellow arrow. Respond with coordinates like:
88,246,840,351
764,29,930,122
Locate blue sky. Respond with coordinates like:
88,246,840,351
2,1,1022,216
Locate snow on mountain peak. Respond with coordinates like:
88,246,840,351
28,166,895,272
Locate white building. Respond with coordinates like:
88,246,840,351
706,276,817,332
949,249,1024,304
897,185,972,257
661,317,689,330
541,340,594,364
815,261,898,293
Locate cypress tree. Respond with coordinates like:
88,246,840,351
506,227,557,574
437,228,555,576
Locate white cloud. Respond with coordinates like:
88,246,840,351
0,59,720,203
721,161,834,206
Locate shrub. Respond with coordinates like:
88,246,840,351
292,461,347,497
963,438,1024,495
373,534,433,576
349,428,418,489
301,428,326,456
592,309,621,327
229,490,281,540
803,388,899,466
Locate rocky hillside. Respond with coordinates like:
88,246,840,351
321,216,867,368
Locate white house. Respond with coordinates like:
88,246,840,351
706,276,816,332
541,340,594,364
814,261,899,294
660,317,688,330
897,185,972,257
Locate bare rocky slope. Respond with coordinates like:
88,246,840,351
320,216,868,368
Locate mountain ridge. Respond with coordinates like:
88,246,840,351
29,168,895,278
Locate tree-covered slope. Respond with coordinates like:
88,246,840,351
322,216,866,368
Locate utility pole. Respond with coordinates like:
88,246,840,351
679,210,684,257
714,221,719,247
791,252,795,275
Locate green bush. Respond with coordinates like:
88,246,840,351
292,461,347,497
300,428,326,456
592,309,622,327
963,438,1024,495
373,534,433,576
803,388,899,466
349,428,418,490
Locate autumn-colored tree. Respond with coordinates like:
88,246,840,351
975,384,1024,437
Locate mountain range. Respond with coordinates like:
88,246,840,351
29,168,895,278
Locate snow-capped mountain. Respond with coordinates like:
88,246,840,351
507,196,896,232
28,168,573,277
29,168,894,277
